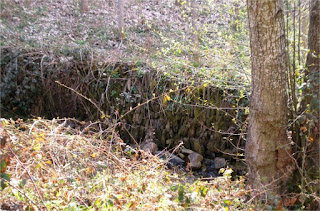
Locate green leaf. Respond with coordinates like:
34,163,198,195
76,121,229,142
200,186,208,197
19,179,27,188
1,173,11,189
178,185,185,202
127,201,134,208
26,205,35,211
0,173,10,181
266,205,273,210
12,189,23,200
1,180,8,189
185,196,191,208
170,185,178,192
0,160,7,173
223,199,233,206
107,199,114,207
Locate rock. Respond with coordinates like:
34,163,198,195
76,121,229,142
205,150,216,159
222,149,233,160
139,126,145,140
203,158,215,172
225,126,236,134
188,124,195,137
235,163,247,176
182,137,191,149
199,137,208,146
188,152,203,169
178,153,185,159
178,125,188,136
144,127,155,141
133,113,142,124
165,122,172,138
169,154,185,166
181,148,194,155
201,165,207,172
155,151,185,166
166,138,174,146
190,138,204,154
214,157,226,169
142,142,157,154
160,133,166,147
153,104,160,112
205,171,218,178
206,140,219,153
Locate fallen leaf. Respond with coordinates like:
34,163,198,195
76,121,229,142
300,126,307,132
283,197,297,207
309,137,314,142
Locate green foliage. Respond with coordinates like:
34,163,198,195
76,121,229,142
0,173,11,190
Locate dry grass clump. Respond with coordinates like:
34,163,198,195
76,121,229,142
0,118,250,210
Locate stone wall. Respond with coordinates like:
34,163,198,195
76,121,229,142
0,48,248,160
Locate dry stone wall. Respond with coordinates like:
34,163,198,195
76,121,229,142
1,48,247,159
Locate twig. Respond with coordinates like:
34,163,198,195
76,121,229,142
120,86,189,119
173,100,248,110
28,119,42,134
122,124,139,146
49,119,67,135
7,183,38,208
55,81,107,118
8,147,48,210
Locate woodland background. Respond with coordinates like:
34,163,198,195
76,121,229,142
0,0,319,210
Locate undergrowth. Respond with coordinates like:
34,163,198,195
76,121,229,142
0,0,251,89
0,118,250,210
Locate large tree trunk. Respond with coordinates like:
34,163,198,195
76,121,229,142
304,0,320,174
307,0,320,116
303,0,320,112
246,0,293,198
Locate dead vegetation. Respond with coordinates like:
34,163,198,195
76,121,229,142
0,118,250,210
1,0,318,210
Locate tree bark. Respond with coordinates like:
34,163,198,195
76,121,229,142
81,0,89,13
246,0,293,198
118,0,125,40
304,0,320,172
190,0,200,64
305,0,320,114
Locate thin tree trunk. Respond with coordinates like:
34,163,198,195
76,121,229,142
304,0,320,171
292,2,297,113
298,0,301,66
246,0,293,199
118,0,125,40
301,4,309,62
191,0,200,64
305,0,320,112
24,0,31,8
81,0,89,13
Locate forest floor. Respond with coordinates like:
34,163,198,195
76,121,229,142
0,118,251,210
0,0,251,89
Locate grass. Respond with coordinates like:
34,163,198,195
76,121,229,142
0,0,251,90
0,118,250,210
